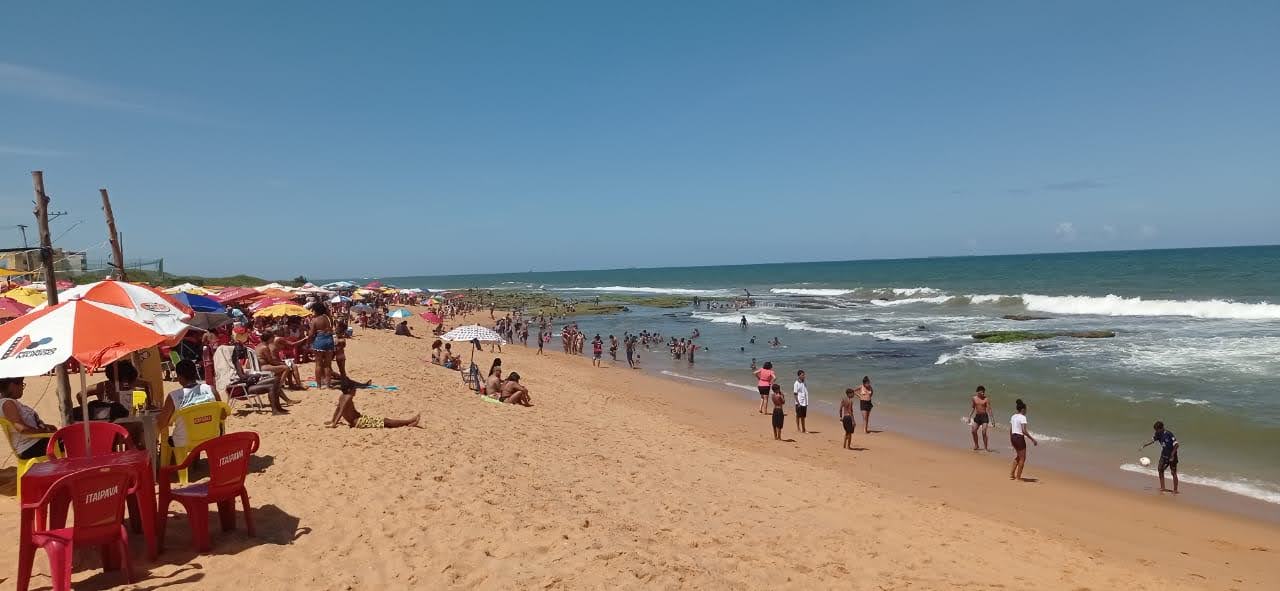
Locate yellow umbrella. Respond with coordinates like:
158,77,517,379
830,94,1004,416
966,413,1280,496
350,293,366,301
254,303,312,318
0,269,29,277
2,287,44,307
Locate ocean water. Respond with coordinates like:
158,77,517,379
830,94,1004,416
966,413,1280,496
385,246,1280,505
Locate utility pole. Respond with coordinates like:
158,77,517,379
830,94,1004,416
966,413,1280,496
100,188,127,282
16,224,31,272
31,171,74,424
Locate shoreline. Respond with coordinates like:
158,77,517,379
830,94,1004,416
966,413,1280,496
650,363,1280,522
2,308,1276,589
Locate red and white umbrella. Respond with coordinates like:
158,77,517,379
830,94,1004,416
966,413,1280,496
35,280,192,339
0,300,170,378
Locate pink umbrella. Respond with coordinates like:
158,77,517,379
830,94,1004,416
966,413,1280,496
420,311,442,325
0,297,32,319
249,297,293,313
212,287,260,304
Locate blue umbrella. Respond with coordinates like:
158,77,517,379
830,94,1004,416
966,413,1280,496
172,292,227,313
387,308,412,319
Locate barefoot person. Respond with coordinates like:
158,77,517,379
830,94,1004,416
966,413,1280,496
840,388,856,449
793,370,809,433
327,382,420,429
1009,398,1038,481
308,302,337,388
969,385,992,451
498,372,532,406
1140,421,1180,494
770,383,786,441
856,376,874,433
754,361,775,415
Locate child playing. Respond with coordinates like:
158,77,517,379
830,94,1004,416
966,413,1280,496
327,382,420,429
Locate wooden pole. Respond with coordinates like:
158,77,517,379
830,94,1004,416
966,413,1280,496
100,188,127,282
32,171,75,425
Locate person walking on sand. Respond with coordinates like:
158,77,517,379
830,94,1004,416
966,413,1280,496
1140,421,1180,494
1009,399,1038,481
754,361,776,414
770,383,786,441
793,370,809,433
840,388,856,449
592,335,603,367
969,385,992,451
856,376,874,433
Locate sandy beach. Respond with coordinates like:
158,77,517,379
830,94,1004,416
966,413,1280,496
3,308,1277,590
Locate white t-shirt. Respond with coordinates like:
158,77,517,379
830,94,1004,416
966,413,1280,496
793,380,809,406
167,383,216,447
2,398,46,454
1010,412,1028,435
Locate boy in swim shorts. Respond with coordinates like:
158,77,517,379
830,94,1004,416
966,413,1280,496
840,388,856,449
770,383,786,441
327,382,420,429
969,385,992,451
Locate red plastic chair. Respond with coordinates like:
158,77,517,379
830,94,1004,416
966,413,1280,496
16,466,136,591
157,431,259,552
46,422,131,459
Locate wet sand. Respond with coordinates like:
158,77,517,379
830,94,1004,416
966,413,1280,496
2,309,1276,589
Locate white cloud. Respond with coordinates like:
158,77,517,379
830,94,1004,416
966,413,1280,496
1055,221,1077,241
0,144,68,157
0,62,145,112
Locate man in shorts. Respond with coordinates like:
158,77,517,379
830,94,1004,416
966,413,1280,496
969,385,992,451
840,388,856,449
327,381,420,429
856,376,874,434
1141,421,1180,493
792,370,809,433
592,335,604,367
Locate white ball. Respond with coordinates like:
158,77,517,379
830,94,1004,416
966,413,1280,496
1139,456,1151,467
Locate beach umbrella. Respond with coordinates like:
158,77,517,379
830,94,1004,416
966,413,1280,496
440,325,504,364
211,287,260,304
351,303,373,313
258,288,297,300
249,297,294,313
186,312,233,332
420,311,442,325
0,299,172,448
387,308,412,319
3,288,45,307
329,295,351,304
171,292,226,313
0,297,33,319
35,280,193,341
0,269,28,278
363,281,382,289
255,303,312,318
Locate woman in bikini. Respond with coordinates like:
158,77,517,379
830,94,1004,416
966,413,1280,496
308,302,337,388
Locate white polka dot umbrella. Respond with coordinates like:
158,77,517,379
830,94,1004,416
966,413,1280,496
439,325,505,344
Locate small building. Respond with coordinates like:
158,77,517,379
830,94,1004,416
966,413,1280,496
0,247,88,276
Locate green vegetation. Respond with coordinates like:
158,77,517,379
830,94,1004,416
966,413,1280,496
601,294,695,308
1001,314,1052,321
465,289,630,318
72,270,271,287
972,330,1116,343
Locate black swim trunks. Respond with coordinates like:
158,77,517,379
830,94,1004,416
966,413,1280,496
842,415,854,434
1158,454,1178,472
758,386,771,397
973,412,989,426
771,408,785,429
795,404,807,418
1010,433,1026,451
859,400,873,412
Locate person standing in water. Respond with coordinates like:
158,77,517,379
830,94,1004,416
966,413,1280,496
1141,421,1180,494
770,383,786,441
969,385,992,451
741,315,748,328
1009,398,1038,481
855,376,874,433
793,370,809,433
754,361,775,415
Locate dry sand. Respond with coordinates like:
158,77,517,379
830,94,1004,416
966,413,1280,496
3,309,1277,590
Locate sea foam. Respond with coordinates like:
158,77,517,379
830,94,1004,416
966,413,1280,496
1020,294,1280,320
1119,464,1280,505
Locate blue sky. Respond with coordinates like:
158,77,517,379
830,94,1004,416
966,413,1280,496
1,1,1277,279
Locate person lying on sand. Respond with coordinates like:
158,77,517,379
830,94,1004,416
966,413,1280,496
327,382,420,429
497,372,531,406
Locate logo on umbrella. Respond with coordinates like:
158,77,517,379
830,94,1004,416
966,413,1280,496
139,302,172,313
0,335,55,360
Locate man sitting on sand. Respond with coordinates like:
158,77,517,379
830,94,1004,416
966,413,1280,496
327,381,420,429
497,371,532,406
